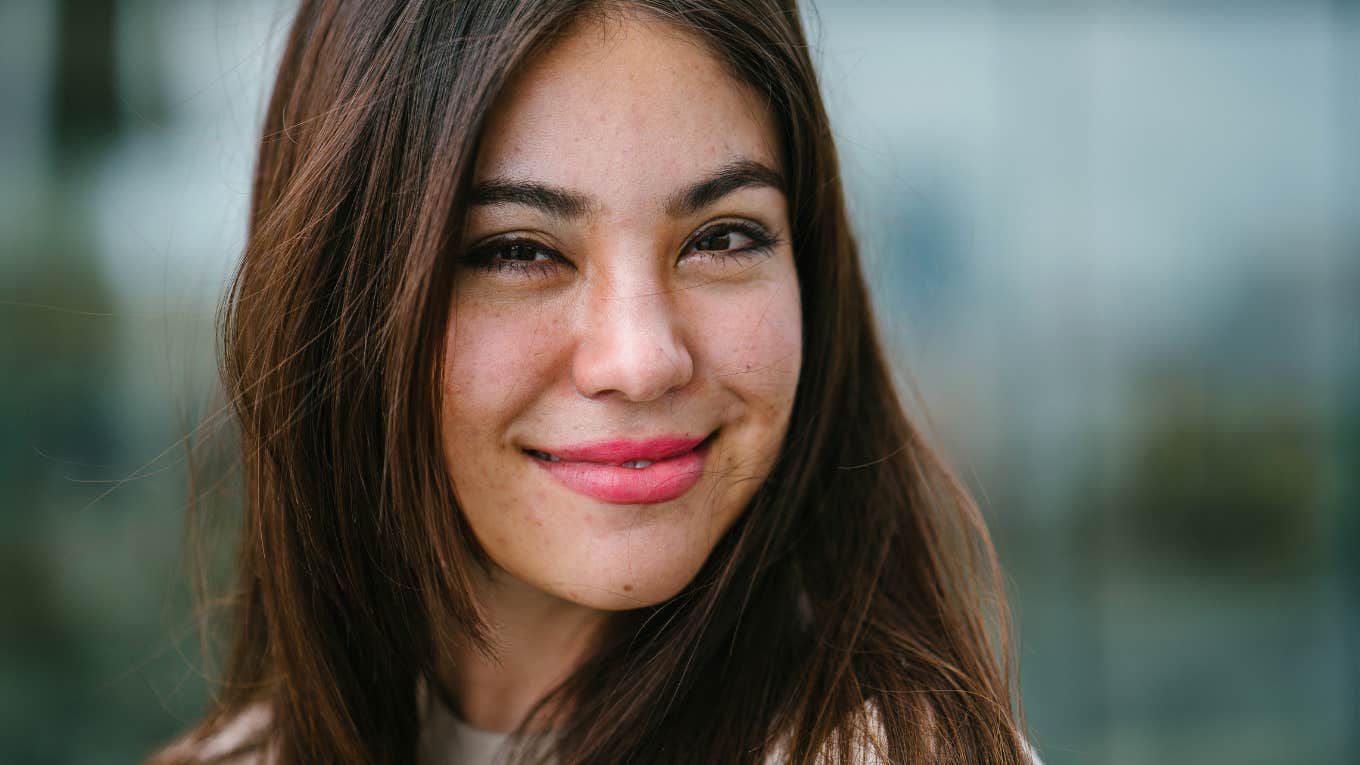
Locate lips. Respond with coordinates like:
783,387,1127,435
524,432,714,505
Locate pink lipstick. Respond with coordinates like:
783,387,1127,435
524,433,712,505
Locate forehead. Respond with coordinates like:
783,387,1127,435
473,12,781,207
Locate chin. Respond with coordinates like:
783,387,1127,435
538,539,722,612
561,580,690,612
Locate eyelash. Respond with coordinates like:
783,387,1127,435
459,220,779,279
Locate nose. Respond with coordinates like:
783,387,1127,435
571,277,694,402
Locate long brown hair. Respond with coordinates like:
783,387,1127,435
157,0,1028,762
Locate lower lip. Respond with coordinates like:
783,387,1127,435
530,441,709,505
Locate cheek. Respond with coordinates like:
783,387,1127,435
690,274,803,415
442,296,567,433
439,295,571,518
439,296,566,549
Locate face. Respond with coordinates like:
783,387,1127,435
440,12,802,612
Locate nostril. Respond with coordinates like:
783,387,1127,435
571,312,694,403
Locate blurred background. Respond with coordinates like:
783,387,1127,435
0,0,1354,762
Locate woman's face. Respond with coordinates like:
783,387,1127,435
441,13,802,611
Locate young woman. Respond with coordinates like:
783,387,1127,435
155,0,1033,762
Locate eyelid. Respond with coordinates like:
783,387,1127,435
464,227,565,254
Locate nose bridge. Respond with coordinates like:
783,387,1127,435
572,261,694,402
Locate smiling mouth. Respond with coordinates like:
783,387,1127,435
522,431,718,504
522,430,718,466
526,450,659,469
526,450,658,469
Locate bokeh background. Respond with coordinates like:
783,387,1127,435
1,0,1355,762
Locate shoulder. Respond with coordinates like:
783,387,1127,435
147,704,273,765
763,701,1041,765
760,701,888,764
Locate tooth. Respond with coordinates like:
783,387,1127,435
623,460,653,469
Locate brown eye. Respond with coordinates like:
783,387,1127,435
459,237,567,279
503,242,552,262
684,221,778,261
694,231,735,251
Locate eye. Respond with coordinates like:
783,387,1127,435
459,237,567,279
684,220,779,262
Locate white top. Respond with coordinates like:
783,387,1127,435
418,700,518,765
416,702,1043,765
173,693,1038,764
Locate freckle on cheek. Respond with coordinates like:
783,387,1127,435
623,584,633,592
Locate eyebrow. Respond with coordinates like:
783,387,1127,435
467,159,785,220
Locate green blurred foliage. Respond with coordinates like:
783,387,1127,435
1115,379,1324,574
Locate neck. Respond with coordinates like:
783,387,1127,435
442,565,609,733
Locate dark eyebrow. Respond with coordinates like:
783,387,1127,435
467,159,784,221
664,159,785,218
468,179,594,220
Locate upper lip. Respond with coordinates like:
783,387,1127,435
525,433,711,465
